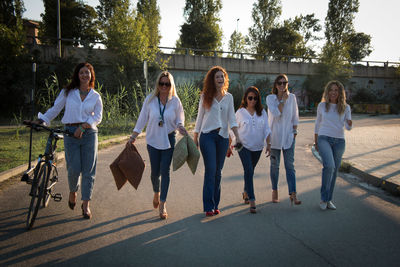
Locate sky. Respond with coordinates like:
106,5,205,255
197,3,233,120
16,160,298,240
23,0,400,62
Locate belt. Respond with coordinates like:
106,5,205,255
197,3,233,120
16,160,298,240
65,123,82,127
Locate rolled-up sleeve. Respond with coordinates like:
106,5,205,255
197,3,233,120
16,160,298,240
194,95,204,133
86,96,103,128
175,98,185,127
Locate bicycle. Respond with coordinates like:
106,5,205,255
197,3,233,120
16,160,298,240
21,121,73,230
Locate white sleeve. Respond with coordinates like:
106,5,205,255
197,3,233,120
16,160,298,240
228,94,238,128
194,95,205,133
291,94,299,126
314,103,323,134
86,95,103,128
38,89,67,125
266,95,281,117
175,97,185,127
133,95,150,133
344,105,352,131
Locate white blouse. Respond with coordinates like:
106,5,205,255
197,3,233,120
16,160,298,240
314,102,352,139
235,108,271,151
266,93,299,150
134,94,184,150
194,92,238,139
38,88,103,129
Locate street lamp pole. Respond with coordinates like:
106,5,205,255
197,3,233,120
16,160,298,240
57,0,61,58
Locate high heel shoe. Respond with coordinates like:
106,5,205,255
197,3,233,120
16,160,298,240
249,200,257,214
159,202,167,219
242,192,249,204
290,192,302,206
272,190,279,203
68,192,76,210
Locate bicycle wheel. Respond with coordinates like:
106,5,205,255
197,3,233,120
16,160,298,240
26,163,49,230
43,164,58,207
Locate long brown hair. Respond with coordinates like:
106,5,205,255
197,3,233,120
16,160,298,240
202,66,229,109
65,62,95,95
271,74,288,95
321,80,347,115
239,86,263,116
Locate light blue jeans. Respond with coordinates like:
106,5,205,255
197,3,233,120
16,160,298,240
200,130,229,212
147,132,176,202
238,147,262,201
317,135,345,202
64,126,98,201
270,139,297,195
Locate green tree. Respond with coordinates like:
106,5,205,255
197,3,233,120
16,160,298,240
40,0,100,46
345,32,372,62
177,0,223,55
0,0,28,115
137,0,161,49
284,14,322,57
248,0,281,56
228,30,249,57
264,25,306,60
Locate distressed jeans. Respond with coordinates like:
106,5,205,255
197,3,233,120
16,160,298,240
147,132,176,202
317,135,345,202
200,130,229,212
270,139,297,195
64,126,98,201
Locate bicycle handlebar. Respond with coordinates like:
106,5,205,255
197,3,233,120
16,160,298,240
23,120,74,136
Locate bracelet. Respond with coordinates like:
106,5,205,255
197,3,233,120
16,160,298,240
79,125,85,133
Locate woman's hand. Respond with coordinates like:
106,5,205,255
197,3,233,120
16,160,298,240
346,119,353,127
194,133,199,148
130,132,139,144
226,146,234,157
314,142,319,152
74,127,83,139
178,125,188,136
265,144,271,157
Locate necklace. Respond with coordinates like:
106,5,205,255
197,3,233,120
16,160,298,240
79,90,89,96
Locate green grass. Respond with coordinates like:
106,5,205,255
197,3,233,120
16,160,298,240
0,124,133,173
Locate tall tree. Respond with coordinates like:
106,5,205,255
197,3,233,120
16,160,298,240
177,0,223,55
137,0,161,49
264,25,306,60
40,0,100,46
345,32,372,62
228,30,249,57
248,0,281,55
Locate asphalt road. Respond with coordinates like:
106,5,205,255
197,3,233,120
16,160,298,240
1,117,400,266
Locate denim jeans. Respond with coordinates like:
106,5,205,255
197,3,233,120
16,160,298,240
238,147,262,201
317,135,345,202
64,126,98,201
147,132,176,202
270,138,297,194
199,130,229,212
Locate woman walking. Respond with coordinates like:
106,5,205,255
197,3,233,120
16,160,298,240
266,74,301,205
314,80,352,210
194,66,241,217
36,62,103,219
233,86,271,213
130,71,187,219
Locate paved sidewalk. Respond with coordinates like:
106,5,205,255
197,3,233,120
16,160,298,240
312,114,400,196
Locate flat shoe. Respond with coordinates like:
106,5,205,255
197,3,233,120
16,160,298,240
81,204,92,219
205,211,214,217
320,201,327,210
327,201,336,210
250,206,257,214
68,201,76,210
213,209,220,215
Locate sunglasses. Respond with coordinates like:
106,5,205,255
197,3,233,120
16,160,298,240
247,96,258,101
277,81,288,86
159,82,171,87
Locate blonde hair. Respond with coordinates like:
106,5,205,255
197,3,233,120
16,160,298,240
150,71,177,101
321,80,347,115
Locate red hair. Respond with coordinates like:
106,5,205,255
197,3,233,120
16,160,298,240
202,66,229,109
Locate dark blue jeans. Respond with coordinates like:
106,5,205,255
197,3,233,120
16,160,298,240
238,147,262,201
200,130,229,212
147,132,176,202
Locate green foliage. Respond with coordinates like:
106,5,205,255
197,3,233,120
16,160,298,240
248,0,282,55
345,32,372,62
264,25,306,60
177,0,223,55
228,30,249,57
176,83,201,124
40,0,100,46
137,0,161,49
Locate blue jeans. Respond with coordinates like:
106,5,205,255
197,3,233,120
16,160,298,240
64,126,98,201
317,135,345,202
200,130,229,212
147,132,176,202
238,147,262,201
270,138,297,194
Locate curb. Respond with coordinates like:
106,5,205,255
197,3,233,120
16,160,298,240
0,135,130,184
311,145,400,197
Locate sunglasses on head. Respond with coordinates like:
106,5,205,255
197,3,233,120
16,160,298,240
277,81,288,86
247,96,258,101
159,82,171,87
